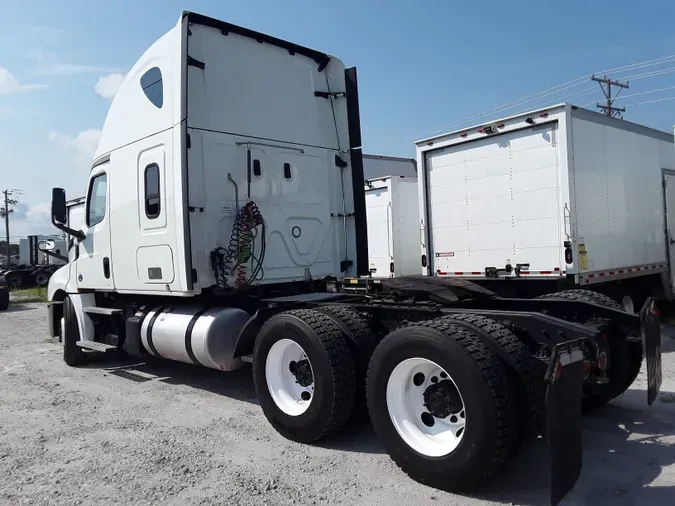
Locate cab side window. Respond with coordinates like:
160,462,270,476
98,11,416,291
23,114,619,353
144,163,161,219
86,173,107,226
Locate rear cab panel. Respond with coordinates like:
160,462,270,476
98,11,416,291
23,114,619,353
416,106,570,278
184,14,359,289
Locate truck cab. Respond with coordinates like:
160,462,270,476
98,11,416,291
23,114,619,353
49,11,367,306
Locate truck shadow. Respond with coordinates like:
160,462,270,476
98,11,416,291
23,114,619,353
85,355,259,405
471,388,675,505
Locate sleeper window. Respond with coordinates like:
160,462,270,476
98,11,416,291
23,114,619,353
141,67,163,108
145,163,161,219
86,173,107,227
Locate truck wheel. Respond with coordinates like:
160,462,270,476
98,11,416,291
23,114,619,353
253,309,356,444
34,272,50,287
63,297,86,366
0,289,9,310
6,274,22,291
366,317,518,492
537,289,642,412
315,305,379,407
447,314,545,457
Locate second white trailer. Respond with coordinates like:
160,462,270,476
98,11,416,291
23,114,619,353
416,103,675,310
365,175,419,277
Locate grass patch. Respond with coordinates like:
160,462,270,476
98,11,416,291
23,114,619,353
11,287,48,303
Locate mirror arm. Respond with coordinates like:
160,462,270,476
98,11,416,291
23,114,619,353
51,215,85,242
38,246,68,263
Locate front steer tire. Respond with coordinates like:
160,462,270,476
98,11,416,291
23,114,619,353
366,317,519,492
63,297,86,366
253,309,356,444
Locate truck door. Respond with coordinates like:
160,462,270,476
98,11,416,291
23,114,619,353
664,172,675,289
366,184,393,277
77,167,114,290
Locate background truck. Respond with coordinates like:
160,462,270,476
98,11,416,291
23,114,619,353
416,104,675,313
46,12,662,506
365,175,419,277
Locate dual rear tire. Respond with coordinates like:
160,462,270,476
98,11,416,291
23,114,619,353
254,309,541,493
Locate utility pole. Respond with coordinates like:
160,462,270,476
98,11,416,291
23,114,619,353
0,189,20,265
591,74,629,118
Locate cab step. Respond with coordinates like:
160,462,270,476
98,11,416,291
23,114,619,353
76,340,117,353
83,306,123,316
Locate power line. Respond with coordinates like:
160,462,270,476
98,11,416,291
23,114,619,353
416,53,675,137
581,85,675,106
619,66,675,81
621,96,675,107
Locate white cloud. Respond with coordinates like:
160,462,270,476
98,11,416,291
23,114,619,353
0,66,48,94
28,49,123,76
95,73,126,99
48,129,101,166
8,201,56,238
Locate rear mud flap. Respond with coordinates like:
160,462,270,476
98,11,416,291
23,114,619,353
544,339,585,506
640,298,662,406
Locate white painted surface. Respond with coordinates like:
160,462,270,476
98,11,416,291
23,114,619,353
422,120,564,276
59,13,358,296
417,103,675,283
570,116,670,274
186,21,356,286
365,176,420,277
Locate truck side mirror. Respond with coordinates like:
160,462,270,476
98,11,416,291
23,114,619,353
52,188,67,225
39,239,56,251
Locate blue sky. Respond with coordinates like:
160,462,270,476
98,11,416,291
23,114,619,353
2,0,675,238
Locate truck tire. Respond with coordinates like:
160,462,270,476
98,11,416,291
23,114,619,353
446,313,545,457
63,297,86,366
252,309,356,444
536,288,623,310
537,289,642,412
315,305,378,407
0,289,9,310
366,317,518,492
6,273,22,291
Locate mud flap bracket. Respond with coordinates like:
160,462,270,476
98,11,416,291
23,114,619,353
640,297,662,406
544,338,585,506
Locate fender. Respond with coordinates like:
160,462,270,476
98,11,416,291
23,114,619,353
47,265,95,342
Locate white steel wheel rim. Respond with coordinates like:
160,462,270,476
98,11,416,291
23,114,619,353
386,358,466,457
265,339,315,416
621,295,635,314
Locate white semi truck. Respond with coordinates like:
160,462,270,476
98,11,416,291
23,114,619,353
47,12,663,505
416,105,675,313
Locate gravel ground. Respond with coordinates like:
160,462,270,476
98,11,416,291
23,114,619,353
1,302,675,506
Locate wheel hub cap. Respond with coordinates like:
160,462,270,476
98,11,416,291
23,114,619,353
423,380,462,419
289,359,313,387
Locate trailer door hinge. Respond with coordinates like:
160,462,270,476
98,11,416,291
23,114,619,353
314,91,346,99
187,55,205,70
186,133,191,149
340,259,353,272
335,154,348,168
331,212,355,218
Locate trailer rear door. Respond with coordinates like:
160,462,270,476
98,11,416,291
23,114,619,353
424,124,563,276
366,184,393,277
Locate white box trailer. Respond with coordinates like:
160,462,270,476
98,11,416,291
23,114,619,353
416,104,675,311
364,174,419,277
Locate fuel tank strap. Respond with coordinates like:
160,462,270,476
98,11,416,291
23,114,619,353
146,305,169,357
185,308,210,366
